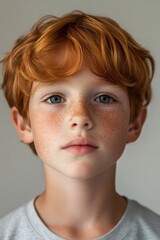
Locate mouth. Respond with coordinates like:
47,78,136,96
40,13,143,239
62,138,98,154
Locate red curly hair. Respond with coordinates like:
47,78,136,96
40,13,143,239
1,11,155,153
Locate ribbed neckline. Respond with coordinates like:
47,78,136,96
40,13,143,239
25,197,135,240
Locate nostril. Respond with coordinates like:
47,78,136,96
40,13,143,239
70,116,93,130
71,121,90,128
72,123,77,127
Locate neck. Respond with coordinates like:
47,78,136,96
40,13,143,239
35,165,127,239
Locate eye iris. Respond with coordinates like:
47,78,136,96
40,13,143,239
50,96,61,103
99,95,110,103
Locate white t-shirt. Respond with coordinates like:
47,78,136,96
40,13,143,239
0,198,160,240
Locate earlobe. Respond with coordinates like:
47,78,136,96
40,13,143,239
11,107,33,144
127,107,147,143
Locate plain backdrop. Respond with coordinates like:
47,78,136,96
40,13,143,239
0,0,160,218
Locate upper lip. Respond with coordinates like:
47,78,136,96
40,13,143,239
62,138,98,149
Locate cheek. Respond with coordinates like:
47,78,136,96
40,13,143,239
29,111,63,154
98,111,128,134
96,110,129,151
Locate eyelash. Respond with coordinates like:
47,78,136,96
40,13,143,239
45,94,115,104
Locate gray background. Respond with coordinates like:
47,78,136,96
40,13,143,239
0,0,160,218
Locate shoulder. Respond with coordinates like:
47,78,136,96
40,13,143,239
127,199,160,238
0,198,64,240
0,199,40,240
129,199,160,223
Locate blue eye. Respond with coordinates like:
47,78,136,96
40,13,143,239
47,95,64,104
95,95,114,104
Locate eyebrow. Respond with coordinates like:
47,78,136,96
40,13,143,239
31,81,61,95
31,76,120,95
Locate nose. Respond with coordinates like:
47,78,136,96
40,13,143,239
68,101,94,130
70,116,93,130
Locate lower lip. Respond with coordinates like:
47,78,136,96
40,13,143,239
64,145,97,154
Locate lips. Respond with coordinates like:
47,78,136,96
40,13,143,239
62,138,98,154
62,138,98,148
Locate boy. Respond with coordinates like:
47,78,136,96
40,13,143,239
0,11,160,240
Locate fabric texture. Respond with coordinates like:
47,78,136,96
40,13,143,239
0,198,160,240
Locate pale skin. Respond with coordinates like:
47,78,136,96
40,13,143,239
11,68,146,239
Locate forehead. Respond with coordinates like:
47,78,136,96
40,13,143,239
30,68,129,104
31,68,116,90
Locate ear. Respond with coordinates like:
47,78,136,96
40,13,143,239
11,106,33,144
127,107,147,143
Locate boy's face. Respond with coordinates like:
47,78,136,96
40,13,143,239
12,68,146,180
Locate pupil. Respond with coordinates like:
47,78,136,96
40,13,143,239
51,96,60,103
100,95,109,103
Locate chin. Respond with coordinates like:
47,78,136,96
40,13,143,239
64,161,108,180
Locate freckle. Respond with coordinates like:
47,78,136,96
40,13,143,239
97,111,121,139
